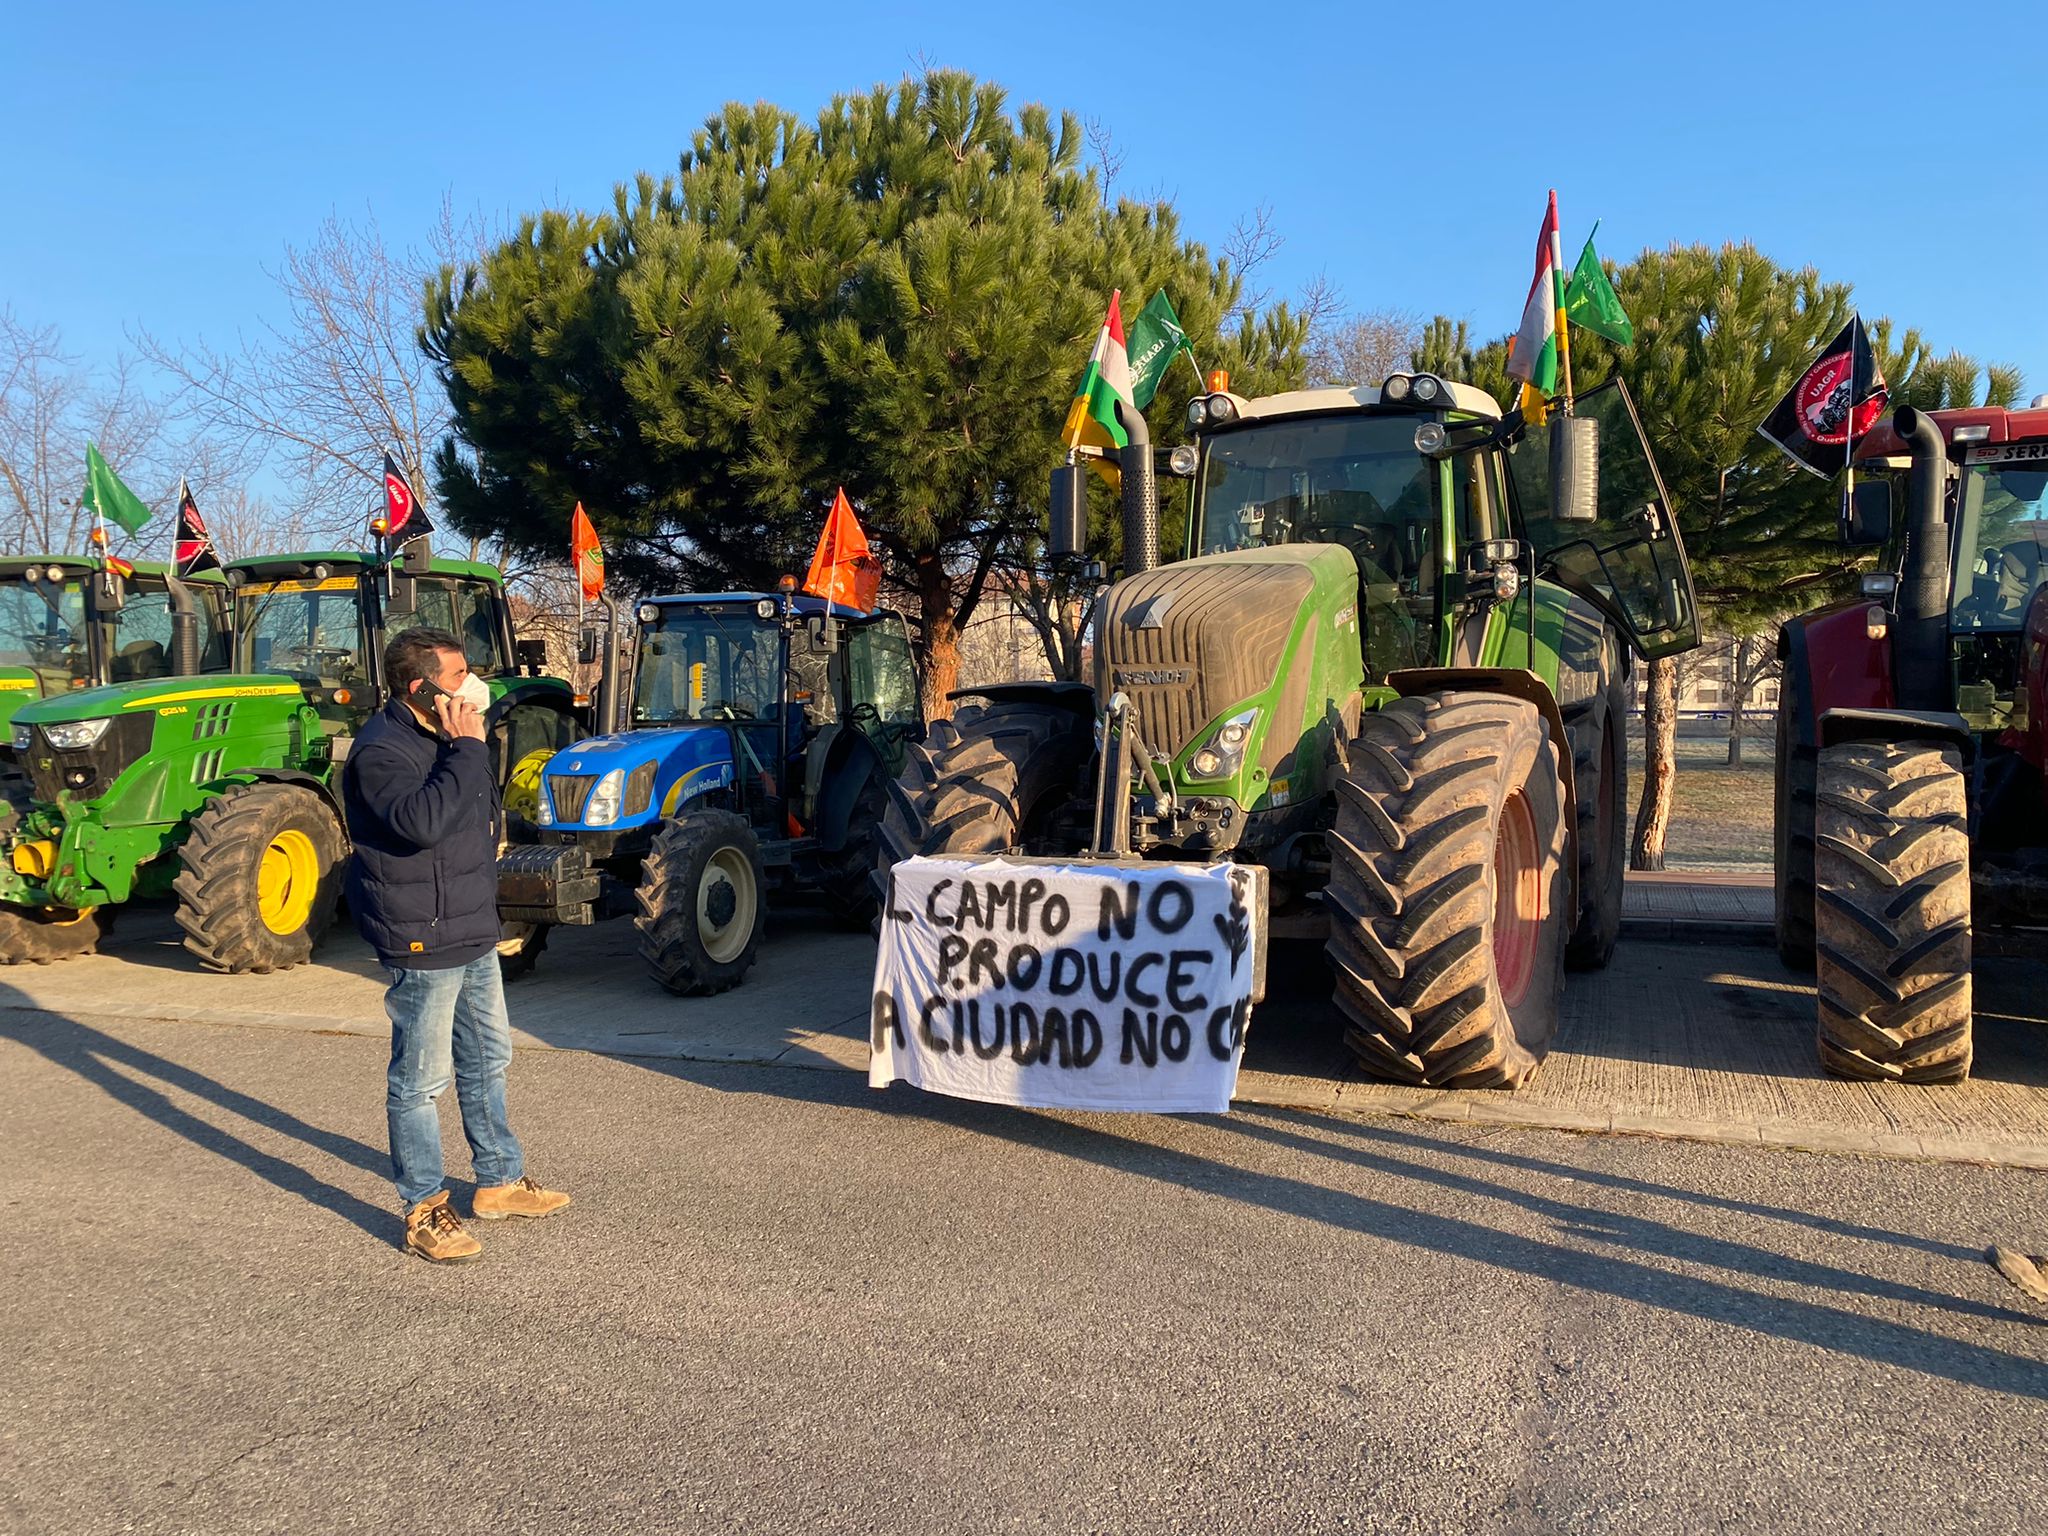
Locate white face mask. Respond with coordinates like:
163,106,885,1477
455,672,491,714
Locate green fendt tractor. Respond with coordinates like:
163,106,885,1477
880,371,1699,1089
0,545,580,968
0,556,231,819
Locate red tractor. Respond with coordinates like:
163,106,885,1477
1776,401,2048,1081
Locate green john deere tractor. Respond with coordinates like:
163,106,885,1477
0,545,580,968
0,556,231,821
879,371,1700,1089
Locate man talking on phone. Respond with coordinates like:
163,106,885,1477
344,627,569,1262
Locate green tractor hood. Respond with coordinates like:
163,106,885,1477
1092,543,1369,816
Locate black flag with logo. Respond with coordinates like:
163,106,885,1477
1757,316,1889,478
382,451,435,541
172,480,222,577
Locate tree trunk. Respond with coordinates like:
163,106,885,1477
1726,704,1744,766
915,551,962,719
1631,653,1678,871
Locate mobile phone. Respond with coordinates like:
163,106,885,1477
414,679,454,705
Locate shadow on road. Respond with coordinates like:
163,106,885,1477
609,1051,2048,1400
0,1004,394,1244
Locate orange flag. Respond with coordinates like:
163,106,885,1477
803,488,882,611
570,502,605,602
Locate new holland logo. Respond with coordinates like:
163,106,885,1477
1113,667,1191,687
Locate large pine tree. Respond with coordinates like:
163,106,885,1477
425,72,1307,709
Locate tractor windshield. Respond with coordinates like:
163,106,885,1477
410,577,512,679
0,577,89,691
236,583,369,691
108,586,230,680
1193,414,1450,674
1952,461,2048,631
633,610,782,724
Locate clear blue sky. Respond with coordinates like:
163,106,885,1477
7,0,2045,399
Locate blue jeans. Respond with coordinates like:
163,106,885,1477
384,953,523,1208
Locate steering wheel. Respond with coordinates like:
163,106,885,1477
847,701,881,726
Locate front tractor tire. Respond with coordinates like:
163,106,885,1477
1813,740,1972,1083
173,783,346,974
634,809,765,996
1325,692,1571,1089
0,904,111,965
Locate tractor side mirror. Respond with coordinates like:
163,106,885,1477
515,637,548,675
1550,414,1600,523
577,627,600,667
1048,464,1087,560
99,571,126,614
1840,479,1892,547
807,616,833,652
386,571,416,618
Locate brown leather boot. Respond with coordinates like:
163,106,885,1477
1989,1246,2048,1303
471,1175,571,1221
404,1192,482,1263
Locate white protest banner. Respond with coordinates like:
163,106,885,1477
871,856,1260,1114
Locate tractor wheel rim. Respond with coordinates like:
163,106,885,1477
1492,788,1541,1009
697,847,756,964
258,828,320,935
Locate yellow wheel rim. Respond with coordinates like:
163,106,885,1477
258,828,320,935
503,748,553,823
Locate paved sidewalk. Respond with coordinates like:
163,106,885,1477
1621,870,1773,945
1,891,2041,1169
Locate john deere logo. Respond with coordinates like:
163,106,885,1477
1114,667,1191,687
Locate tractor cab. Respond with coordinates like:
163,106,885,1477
0,555,229,718
225,550,579,784
497,591,921,991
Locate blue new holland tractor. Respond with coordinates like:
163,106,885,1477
495,590,923,993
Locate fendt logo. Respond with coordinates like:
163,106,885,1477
1113,668,1191,687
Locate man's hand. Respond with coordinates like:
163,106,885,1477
434,693,487,743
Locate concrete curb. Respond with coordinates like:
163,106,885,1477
1617,916,1774,948
21,998,2048,1175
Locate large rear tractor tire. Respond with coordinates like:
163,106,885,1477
868,714,963,915
1813,740,1972,1083
1565,664,1628,971
634,809,764,996
173,783,346,973
0,904,111,965
1774,685,1819,970
818,768,889,931
908,700,1094,861
1325,692,1571,1089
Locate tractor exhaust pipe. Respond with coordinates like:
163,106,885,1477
164,575,201,676
1893,406,1951,712
1115,400,1157,577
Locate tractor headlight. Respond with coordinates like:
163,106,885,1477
535,785,553,825
42,718,111,751
1167,444,1200,478
1186,398,1208,432
1202,394,1238,426
582,768,626,827
21,565,41,584
1411,373,1441,403
1184,708,1259,781
10,723,30,752
1383,373,1412,402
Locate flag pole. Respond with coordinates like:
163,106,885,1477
1843,313,1857,521
1550,190,1574,415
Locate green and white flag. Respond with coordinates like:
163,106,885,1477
82,443,153,536
1126,290,1197,410
1564,225,1633,346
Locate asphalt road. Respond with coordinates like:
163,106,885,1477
6,1007,2048,1535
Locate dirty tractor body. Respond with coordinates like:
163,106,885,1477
880,374,1699,1089
0,546,579,970
1776,403,2048,1081
496,591,923,993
